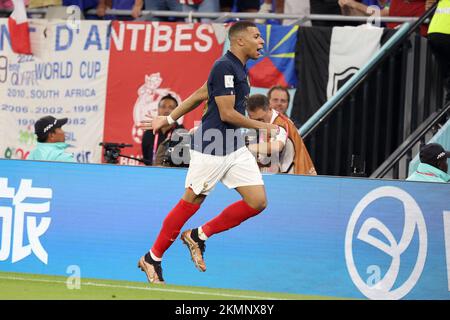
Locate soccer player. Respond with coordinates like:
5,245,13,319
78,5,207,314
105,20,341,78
137,21,279,284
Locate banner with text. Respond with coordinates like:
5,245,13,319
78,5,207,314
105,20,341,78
103,21,226,165
1,159,449,299
0,19,110,163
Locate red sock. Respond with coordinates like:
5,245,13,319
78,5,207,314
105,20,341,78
202,200,262,238
151,199,200,258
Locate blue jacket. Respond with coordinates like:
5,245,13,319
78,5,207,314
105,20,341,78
28,142,75,162
406,163,450,183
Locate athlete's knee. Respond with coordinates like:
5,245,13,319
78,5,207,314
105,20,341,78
256,198,268,212
246,197,267,213
182,188,206,205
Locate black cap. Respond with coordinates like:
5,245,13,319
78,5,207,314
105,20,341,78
35,116,68,141
419,143,450,164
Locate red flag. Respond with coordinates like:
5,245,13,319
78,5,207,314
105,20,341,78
8,0,32,55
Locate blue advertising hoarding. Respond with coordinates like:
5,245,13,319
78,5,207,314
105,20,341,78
0,159,449,299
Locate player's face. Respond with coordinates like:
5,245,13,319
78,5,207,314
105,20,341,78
243,27,265,60
269,89,289,114
248,108,271,123
158,99,177,117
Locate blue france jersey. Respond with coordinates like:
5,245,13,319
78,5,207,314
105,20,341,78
192,50,250,156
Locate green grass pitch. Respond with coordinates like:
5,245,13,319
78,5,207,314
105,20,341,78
0,271,336,300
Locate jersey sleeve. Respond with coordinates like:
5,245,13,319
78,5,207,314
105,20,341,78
209,61,236,97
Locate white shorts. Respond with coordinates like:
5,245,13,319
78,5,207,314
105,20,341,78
185,147,264,195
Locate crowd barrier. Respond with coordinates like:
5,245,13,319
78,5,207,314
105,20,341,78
0,159,449,299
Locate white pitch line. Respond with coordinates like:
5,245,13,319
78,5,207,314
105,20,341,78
0,275,286,300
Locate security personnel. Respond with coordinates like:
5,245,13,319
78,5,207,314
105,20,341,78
428,0,450,103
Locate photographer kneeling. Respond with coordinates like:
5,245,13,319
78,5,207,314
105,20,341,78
154,127,191,167
142,94,187,166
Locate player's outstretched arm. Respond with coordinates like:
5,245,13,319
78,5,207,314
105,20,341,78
170,82,208,121
139,82,208,133
215,95,278,133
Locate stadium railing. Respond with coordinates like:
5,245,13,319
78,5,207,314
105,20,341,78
0,7,419,24
297,2,445,178
370,101,450,179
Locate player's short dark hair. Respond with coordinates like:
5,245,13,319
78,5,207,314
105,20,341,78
159,94,178,108
267,85,290,104
247,94,269,112
229,21,257,40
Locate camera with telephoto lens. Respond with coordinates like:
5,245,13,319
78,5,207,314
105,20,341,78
159,131,191,167
99,142,133,164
